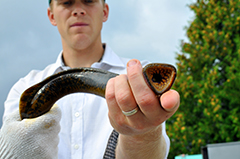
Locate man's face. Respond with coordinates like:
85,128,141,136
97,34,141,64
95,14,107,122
48,0,109,50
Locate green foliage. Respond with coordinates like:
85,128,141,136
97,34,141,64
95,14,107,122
167,0,240,158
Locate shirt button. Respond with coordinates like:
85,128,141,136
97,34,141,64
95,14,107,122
75,112,80,117
74,144,79,150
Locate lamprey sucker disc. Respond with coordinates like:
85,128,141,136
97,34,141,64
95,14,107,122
19,63,177,119
143,63,177,95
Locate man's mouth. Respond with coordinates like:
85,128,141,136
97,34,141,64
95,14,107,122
70,22,89,27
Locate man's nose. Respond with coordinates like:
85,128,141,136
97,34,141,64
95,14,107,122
72,3,86,16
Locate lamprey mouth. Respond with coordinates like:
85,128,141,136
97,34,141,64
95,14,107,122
143,63,176,95
19,63,177,119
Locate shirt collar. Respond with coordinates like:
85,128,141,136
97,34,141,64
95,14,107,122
92,43,125,69
53,51,70,74
53,43,125,74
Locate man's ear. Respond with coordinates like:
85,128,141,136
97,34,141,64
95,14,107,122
103,3,109,22
48,8,57,26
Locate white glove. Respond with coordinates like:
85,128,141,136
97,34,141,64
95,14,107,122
0,104,61,159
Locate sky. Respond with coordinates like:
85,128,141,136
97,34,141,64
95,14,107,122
0,0,195,127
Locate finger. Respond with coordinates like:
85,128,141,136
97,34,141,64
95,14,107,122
24,104,61,130
127,59,161,117
106,77,133,132
107,76,149,135
6,109,22,122
114,74,138,115
160,90,180,118
106,78,122,117
46,103,62,123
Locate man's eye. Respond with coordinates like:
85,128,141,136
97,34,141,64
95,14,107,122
63,1,72,5
84,0,93,3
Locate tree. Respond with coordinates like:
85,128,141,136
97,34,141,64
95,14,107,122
166,0,240,158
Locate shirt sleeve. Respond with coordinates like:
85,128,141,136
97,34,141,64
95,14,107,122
103,129,119,159
3,78,27,122
2,69,43,122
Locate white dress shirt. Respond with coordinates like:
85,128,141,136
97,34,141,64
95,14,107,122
3,44,170,159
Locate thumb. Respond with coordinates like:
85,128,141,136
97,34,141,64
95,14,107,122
23,104,62,130
160,90,180,114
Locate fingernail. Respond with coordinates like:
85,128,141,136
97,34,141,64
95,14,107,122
128,60,137,67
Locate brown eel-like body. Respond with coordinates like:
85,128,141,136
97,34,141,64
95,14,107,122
19,63,177,119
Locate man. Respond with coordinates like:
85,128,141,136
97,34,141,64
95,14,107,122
0,0,180,158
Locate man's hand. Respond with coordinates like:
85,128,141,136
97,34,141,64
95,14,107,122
106,59,180,159
0,104,61,159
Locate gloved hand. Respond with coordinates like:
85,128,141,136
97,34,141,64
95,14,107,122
0,104,61,159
